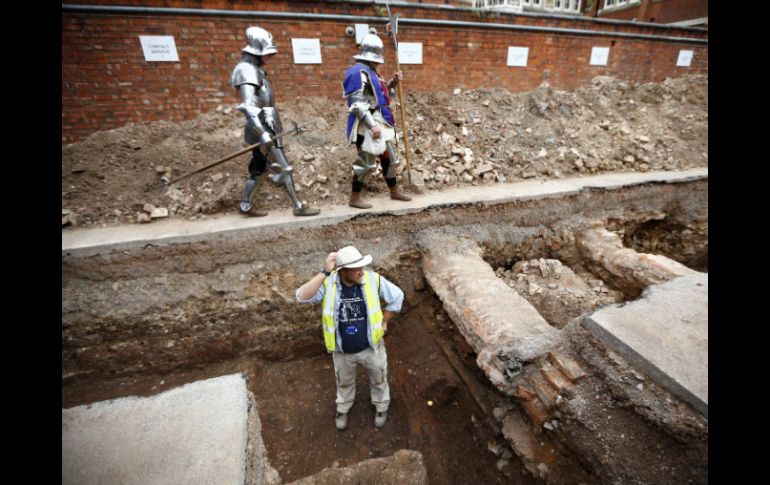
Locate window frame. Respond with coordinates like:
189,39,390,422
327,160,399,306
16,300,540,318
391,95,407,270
474,0,581,12
599,0,641,15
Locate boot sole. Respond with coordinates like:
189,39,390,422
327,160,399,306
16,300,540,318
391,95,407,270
294,210,321,216
238,209,268,217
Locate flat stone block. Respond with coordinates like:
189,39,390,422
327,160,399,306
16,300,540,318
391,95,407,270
62,374,260,485
581,273,708,416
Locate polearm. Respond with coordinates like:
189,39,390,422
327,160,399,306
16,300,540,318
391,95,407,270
383,2,414,186
154,122,308,189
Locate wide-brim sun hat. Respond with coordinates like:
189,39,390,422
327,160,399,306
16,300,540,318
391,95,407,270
335,245,373,269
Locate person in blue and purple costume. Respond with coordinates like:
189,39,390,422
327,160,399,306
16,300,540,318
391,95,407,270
342,33,412,209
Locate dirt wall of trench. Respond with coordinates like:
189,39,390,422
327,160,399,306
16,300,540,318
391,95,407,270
62,178,708,485
62,178,707,386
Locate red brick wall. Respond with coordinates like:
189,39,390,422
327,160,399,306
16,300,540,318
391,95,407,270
650,0,707,24
599,0,707,23
62,1,708,142
599,3,639,21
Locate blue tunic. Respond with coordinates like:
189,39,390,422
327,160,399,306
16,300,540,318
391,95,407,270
342,62,394,140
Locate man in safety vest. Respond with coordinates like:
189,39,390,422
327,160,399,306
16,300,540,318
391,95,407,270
295,245,404,430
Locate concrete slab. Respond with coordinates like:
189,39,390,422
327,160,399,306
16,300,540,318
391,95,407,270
581,273,708,416
62,373,275,485
62,168,707,254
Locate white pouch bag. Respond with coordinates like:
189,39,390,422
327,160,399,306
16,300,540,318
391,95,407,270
361,127,387,155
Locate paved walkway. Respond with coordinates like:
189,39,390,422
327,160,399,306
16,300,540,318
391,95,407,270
62,169,707,253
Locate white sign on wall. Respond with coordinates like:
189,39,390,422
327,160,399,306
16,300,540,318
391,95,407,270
507,46,529,67
139,36,179,62
355,24,370,44
676,50,694,67
398,42,423,65
291,38,322,64
590,46,610,66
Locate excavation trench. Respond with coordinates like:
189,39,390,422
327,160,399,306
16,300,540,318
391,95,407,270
62,177,708,484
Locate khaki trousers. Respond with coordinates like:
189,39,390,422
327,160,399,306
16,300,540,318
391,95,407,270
332,345,390,413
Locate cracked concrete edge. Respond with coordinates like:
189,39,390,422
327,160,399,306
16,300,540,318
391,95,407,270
245,391,281,485
285,449,428,485
62,373,253,485
579,313,708,418
62,169,708,255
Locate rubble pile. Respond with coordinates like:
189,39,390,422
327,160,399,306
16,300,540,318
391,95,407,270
495,258,623,328
62,74,707,228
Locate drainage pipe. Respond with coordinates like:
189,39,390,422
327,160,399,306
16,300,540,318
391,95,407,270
62,4,708,45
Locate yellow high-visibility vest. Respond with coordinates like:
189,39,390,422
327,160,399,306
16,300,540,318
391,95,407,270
321,270,383,352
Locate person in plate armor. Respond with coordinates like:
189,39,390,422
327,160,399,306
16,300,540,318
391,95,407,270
230,26,320,217
341,33,412,209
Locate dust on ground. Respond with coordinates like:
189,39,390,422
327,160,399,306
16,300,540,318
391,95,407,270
62,74,707,228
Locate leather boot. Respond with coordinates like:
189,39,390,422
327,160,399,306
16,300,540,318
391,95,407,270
349,191,372,209
389,185,412,201
293,206,320,216
238,203,268,217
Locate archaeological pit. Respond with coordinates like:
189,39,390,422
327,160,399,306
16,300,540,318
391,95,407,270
62,170,707,484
